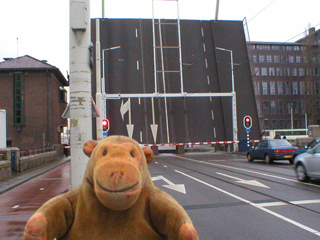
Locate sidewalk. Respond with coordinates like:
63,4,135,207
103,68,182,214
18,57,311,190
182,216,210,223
0,156,71,195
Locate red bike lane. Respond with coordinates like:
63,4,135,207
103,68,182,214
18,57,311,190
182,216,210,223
0,162,71,240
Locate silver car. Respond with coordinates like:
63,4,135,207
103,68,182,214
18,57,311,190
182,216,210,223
294,143,320,182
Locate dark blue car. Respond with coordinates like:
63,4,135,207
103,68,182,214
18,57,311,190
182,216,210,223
247,139,298,164
291,138,320,161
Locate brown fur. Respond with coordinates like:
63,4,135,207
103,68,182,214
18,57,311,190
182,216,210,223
24,135,198,240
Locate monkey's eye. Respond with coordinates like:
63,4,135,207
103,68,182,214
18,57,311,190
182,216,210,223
130,151,135,158
102,150,108,156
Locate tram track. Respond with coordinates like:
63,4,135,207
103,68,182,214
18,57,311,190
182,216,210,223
161,155,320,216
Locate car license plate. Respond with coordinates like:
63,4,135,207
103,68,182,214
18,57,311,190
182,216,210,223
284,155,291,158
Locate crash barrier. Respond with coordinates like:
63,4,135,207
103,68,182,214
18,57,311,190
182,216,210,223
141,140,261,154
0,145,64,180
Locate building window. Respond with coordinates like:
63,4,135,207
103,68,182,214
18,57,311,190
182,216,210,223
286,101,292,114
276,67,283,76
261,67,267,76
296,56,301,63
315,68,319,77
282,55,288,62
315,82,320,95
294,46,300,51
254,67,260,76
263,101,269,115
294,120,300,128
285,82,291,95
300,82,305,95
13,73,25,126
274,55,280,62
293,100,299,114
306,68,312,76
292,68,297,76
252,55,257,62
272,45,280,50
271,120,278,129
292,81,298,95
277,81,283,95
262,82,268,95
269,67,275,76
270,82,276,95
259,55,265,62
279,119,285,129
279,100,284,114
59,88,67,103
271,101,277,114
266,55,272,63
299,68,304,76
286,46,292,50
284,67,290,76
289,55,294,63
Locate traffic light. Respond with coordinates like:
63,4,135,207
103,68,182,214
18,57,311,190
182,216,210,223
243,116,252,129
102,119,109,132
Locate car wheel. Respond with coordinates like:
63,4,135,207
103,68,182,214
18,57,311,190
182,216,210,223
247,153,254,162
295,163,309,182
265,154,273,164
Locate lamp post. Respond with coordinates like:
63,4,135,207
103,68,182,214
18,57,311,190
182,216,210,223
96,46,121,140
216,47,238,151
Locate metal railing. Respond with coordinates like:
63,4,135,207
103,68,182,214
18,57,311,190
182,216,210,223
20,147,55,157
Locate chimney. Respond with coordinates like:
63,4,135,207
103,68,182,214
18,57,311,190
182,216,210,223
308,27,315,36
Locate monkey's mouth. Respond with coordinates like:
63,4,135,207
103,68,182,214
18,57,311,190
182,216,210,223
97,180,139,193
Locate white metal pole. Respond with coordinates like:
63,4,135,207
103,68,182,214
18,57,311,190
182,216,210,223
230,50,238,151
291,103,294,129
216,47,238,151
305,113,308,129
70,0,92,188
96,19,103,141
152,0,158,93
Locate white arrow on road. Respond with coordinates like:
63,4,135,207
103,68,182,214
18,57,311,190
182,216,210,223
216,172,270,188
151,175,186,194
120,99,134,138
150,97,158,143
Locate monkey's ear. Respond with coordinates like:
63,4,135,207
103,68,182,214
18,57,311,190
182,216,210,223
142,147,154,164
83,140,99,157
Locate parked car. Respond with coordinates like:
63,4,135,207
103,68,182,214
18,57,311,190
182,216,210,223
294,143,320,182
247,139,298,164
291,137,320,161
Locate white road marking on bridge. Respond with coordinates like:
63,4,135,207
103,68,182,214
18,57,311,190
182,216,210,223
256,199,320,208
216,172,270,188
151,175,186,194
175,170,320,237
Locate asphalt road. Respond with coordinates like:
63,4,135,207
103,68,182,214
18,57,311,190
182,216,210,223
149,152,320,240
1,152,320,239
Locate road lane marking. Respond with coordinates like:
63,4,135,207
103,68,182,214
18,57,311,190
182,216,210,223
172,155,320,188
256,199,320,208
216,172,270,188
175,170,320,237
151,175,186,194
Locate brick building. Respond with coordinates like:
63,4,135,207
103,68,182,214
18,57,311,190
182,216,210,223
247,28,320,132
0,55,68,150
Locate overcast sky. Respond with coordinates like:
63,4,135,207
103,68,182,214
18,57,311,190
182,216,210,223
0,0,319,78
